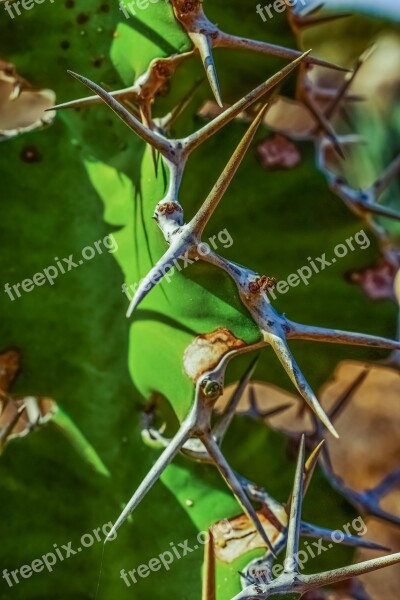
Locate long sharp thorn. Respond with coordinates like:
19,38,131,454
301,552,400,589
298,12,351,28
300,522,389,551
202,434,277,557
325,49,369,120
287,320,400,351
306,96,345,159
163,79,204,130
105,420,191,542
369,505,400,527
126,242,187,318
189,104,268,237
202,529,216,600
217,33,348,72
47,86,138,112
266,332,338,438
373,154,400,198
285,436,305,573
303,440,324,497
187,51,311,152
67,71,171,156
356,200,400,222
286,441,324,511
372,468,400,499
213,355,259,443
190,32,223,107
329,367,369,423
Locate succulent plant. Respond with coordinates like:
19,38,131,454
1,1,400,599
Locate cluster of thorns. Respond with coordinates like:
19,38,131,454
51,1,400,597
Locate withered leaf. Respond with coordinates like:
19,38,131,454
0,60,55,141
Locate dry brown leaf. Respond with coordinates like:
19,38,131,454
210,511,285,564
0,60,55,140
0,349,57,452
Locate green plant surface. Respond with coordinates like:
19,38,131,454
1,2,399,600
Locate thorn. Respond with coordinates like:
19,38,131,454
325,47,373,120
300,522,390,551
187,51,311,152
329,367,369,423
106,420,191,542
161,78,204,131
67,71,171,157
285,435,305,573
266,332,338,438
372,468,400,499
189,104,268,237
190,32,223,107
287,320,400,352
357,200,400,222
373,154,400,199
47,86,137,112
301,552,400,589
202,434,277,557
213,355,259,443
217,33,348,72
305,95,346,159
303,440,324,497
126,238,189,318
298,12,351,28
286,440,324,512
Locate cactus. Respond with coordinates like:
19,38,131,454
1,1,400,599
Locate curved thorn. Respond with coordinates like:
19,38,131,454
285,435,305,573
300,552,400,589
213,355,259,443
266,332,338,438
189,104,268,237
105,420,192,542
202,434,277,557
287,320,400,351
67,71,171,157
190,32,223,107
126,239,189,318
187,51,311,152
